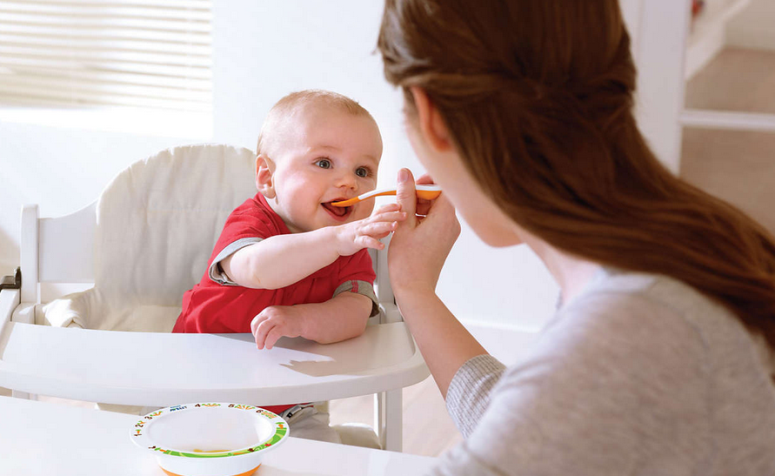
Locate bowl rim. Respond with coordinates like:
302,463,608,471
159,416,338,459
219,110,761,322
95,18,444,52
129,402,289,458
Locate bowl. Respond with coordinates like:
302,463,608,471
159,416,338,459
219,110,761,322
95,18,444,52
130,403,289,476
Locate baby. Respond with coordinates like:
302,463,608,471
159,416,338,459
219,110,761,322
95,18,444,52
173,90,405,444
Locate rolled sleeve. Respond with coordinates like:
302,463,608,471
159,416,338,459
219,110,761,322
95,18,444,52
333,280,380,317
208,237,263,285
445,354,506,438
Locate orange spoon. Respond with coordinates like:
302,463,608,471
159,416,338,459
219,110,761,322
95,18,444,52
331,184,442,207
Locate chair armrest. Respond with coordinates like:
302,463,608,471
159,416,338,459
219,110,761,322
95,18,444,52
378,301,403,324
0,288,21,336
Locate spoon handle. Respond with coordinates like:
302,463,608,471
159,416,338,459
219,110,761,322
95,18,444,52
331,184,441,207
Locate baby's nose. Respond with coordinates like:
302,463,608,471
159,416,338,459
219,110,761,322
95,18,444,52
334,172,357,189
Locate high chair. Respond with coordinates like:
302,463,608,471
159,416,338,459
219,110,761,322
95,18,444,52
0,144,428,452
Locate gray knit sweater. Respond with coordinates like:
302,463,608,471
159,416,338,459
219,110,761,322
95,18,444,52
433,268,775,475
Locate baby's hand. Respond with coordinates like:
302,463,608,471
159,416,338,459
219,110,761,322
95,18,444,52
251,305,305,350
334,203,407,256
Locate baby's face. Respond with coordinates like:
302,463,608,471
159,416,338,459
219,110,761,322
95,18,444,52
263,105,383,233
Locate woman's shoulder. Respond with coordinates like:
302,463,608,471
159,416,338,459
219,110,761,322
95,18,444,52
550,267,773,378
538,269,708,369
560,266,734,332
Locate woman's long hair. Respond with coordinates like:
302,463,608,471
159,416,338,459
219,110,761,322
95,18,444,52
378,0,775,353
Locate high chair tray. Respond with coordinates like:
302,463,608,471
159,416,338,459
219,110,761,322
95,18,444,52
0,321,429,407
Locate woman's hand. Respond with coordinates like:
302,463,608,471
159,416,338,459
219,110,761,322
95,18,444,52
334,203,407,257
389,168,460,297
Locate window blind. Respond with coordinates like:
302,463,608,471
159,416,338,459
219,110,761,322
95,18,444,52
0,0,212,113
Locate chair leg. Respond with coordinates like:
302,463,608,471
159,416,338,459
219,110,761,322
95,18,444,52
374,389,402,452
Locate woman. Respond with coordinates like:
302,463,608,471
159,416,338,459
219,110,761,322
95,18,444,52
379,1,775,474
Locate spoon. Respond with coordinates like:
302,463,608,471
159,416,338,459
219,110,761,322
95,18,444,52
331,184,442,207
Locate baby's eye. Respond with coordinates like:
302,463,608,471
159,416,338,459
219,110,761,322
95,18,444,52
355,167,371,178
314,158,332,169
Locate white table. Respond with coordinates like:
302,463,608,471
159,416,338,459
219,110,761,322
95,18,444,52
0,396,438,476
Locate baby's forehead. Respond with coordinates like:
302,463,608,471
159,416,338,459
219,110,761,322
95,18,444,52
268,102,380,152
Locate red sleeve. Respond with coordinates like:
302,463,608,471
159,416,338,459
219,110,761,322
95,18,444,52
210,195,288,260
337,249,376,286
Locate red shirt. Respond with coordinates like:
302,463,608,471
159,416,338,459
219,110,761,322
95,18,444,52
173,193,377,415
173,193,377,334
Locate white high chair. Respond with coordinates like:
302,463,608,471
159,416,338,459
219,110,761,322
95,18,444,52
0,144,428,452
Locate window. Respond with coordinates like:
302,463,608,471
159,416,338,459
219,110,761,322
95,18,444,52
0,0,213,136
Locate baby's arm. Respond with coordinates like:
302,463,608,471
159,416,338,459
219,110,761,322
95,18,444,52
251,292,372,349
221,203,405,290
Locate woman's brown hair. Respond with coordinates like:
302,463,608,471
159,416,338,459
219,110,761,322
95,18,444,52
378,0,775,353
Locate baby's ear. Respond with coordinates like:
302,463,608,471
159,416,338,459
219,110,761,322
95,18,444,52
255,154,275,199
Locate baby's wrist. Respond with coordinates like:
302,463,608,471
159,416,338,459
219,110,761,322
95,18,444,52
295,312,311,340
328,224,351,256
308,226,342,258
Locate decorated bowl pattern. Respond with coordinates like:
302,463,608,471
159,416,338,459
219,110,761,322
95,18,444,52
131,403,288,459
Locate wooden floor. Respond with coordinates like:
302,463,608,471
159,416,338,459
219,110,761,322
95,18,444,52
328,377,463,456
5,46,774,460
681,47,775,235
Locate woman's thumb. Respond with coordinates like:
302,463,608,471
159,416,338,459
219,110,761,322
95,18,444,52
396,168,417,227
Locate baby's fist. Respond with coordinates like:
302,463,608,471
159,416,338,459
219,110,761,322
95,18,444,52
335,203,406,256
251,305,304,350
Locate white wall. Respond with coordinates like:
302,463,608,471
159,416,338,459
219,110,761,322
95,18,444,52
1,0,685,337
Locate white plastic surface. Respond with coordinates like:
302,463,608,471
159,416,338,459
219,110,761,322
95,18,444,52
0,396,437,476
0,321,429,407
38,202,96,283
0,289,20,344
20,204,39,303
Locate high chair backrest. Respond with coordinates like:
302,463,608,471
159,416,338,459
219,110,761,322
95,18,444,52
19,144,394,329
96,144,256,307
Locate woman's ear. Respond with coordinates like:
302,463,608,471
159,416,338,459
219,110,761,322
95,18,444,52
255,154,276,199
410,86,453,153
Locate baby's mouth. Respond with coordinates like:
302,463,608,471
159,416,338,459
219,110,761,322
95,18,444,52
321,200,353,219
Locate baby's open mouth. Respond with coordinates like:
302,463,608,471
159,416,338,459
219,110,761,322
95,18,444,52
322,200,352,219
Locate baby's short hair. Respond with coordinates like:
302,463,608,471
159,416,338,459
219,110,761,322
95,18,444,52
257,89,374,156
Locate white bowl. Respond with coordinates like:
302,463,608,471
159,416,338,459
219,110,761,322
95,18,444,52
130,403,289,476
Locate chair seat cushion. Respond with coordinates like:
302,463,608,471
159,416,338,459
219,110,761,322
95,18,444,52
42,288,180,332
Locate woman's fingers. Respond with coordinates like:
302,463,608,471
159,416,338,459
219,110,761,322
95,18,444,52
416,198,433,217
415,173,435,185
395,168,417,228
414,174,437,216
387,185,460,295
